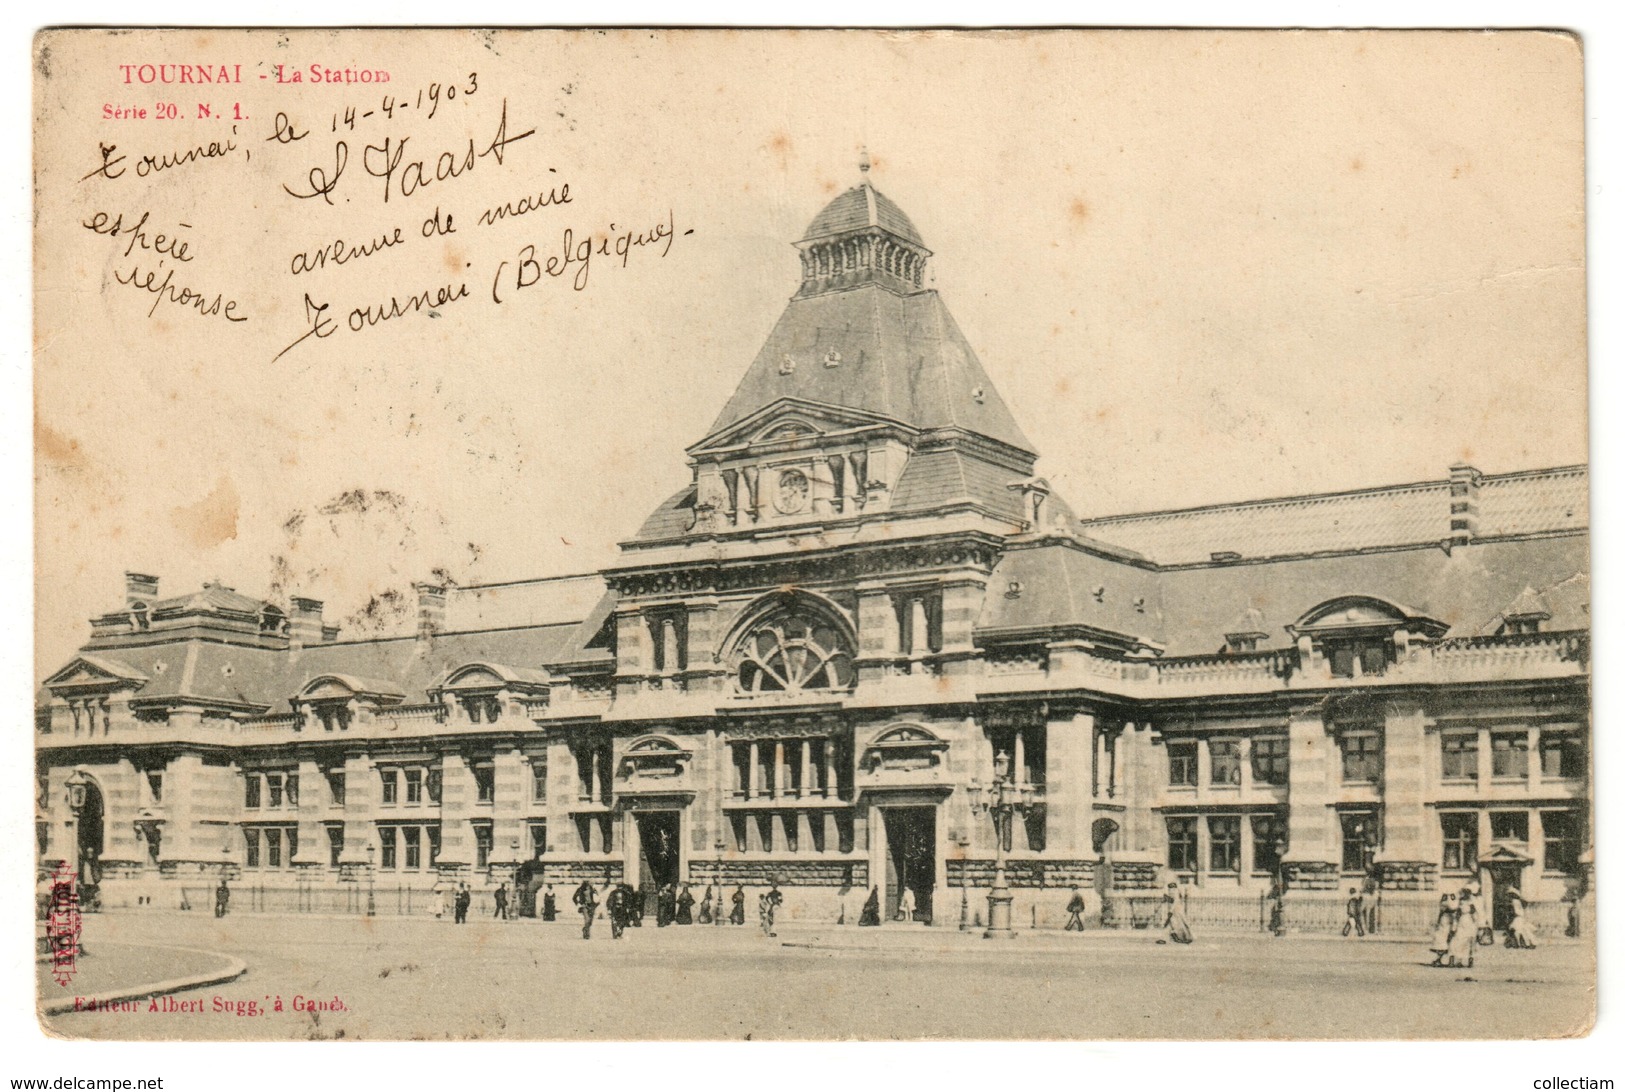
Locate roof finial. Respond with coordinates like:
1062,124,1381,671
858,146,871,176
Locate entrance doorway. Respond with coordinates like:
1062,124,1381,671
1486,860,1528,931
883,807,935,924
76,779,105,885
635,811,682,915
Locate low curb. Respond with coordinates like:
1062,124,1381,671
40,945,249,1018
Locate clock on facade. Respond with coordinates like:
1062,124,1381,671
775,468,810,514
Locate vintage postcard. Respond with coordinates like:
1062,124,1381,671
32,28,1591,1040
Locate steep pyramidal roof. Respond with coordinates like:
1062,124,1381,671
704,285,1036,456
703,176,1034,457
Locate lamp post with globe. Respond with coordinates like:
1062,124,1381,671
967,749,1034,940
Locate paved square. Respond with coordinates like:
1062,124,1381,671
43,913,1594,1040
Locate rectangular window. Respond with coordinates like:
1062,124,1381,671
146,770,164,804
266,828,283,869
1208,815,1241,872
287,775,299,807
1167,741,1197,787
403,826,421,870
1340,811,1378,872
1251,813,1287,874
404,768,423,805
473,764,495,804
1251,738,1289,786
1491,732,1530,779
427,825,441,866
531,762,548,803
379,826,397,870
1540,731,1585,780
380,768,398,805
529,821,547,860
1542,811,1581,872
427,768,442,804
244,828,261,868
1209,740,1241,786
1441,813,1478,871
1490,810,1529,843
1329,641,1388,678
1441,733,1479,780
1167,817,1198,871
1340,732,1382,783
244,775,261,809
474,823,493,868
326,770,346,806
267,773,284,809
326,825,343,867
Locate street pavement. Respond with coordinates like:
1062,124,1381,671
42,911,1595,1041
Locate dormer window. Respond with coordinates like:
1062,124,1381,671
1504,615,1544,636
130,602,150,632
1289,596,1449,679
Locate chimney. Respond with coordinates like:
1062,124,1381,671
125,572,159,608
1448,463,1482,547
414,582,447,639
289,597,326,647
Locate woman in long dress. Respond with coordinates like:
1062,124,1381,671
1428,893,1456,966
1447,886,1478,968
859,887,882,926
698,885,714,925
1507,888,1536,949
1162,883,1193,944
676,884,695,925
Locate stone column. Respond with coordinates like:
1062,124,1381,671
491,749,528,880
436,752,474,871
340,753,377,865
773,741,786,799
748,741,760,799
1377,701,1436,891
1282,704,1338,889
909,597,931,656
292,757,326,870
1045,712,1093,857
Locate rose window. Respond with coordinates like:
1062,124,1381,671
733,607,856,694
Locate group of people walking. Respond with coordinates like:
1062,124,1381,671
565,880,764,939
1429,882,1536,967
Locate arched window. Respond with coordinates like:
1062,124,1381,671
732,600,856,695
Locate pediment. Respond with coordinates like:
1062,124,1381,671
43,655,148,693
687,398,906,457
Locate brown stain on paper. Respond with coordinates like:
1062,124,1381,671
170,476,241,549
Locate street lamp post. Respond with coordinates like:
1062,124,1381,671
967,750,1033,940
366,844,377,918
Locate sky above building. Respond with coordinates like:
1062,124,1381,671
34,29,1586,678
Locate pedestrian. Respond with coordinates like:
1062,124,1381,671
1160,883,1193,945
1065,887,1087,932
455,883,472,924
214,878,230,918
574,879,598,939
898,885,916,923
493,883,509,920
1342,887,1365,937
1507,887,1536,949
1447,886,1477,968
542,883,557,922
729,884,747,925
1467,881,1493,947
760,883,783,937
606,883,629,940
676,884,695,925
657,883,675,927
859,887,881,927
698,885,714,925
1428,893,1456,966
1565,892,1581,939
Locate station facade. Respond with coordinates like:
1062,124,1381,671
37,172,1591,929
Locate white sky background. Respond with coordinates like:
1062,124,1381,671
7,7,1620,1086
30,29,1587,678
